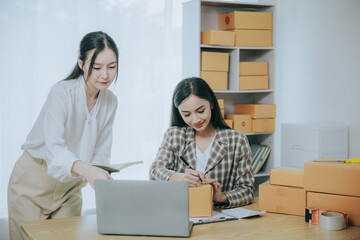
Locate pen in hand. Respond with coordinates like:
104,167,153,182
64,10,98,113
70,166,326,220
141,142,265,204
178,155,204,183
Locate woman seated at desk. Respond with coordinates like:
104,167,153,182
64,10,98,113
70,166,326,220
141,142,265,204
149,77,254,208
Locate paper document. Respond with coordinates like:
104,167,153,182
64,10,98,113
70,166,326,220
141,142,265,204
190,207,265,225
92,161,143,173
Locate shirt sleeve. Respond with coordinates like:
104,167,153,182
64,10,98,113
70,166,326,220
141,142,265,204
222,134,255,208
92,95,118,165
43,88,79,182
149,128,178,181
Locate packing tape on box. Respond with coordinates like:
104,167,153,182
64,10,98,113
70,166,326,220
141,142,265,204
319,212,346,231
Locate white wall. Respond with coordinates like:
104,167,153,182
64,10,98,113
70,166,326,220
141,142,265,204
274,0,360,166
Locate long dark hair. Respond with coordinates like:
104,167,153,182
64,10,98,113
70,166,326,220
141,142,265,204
171,77,230,129
64,31,119,81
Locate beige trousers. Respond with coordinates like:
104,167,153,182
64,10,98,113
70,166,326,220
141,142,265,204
7,151,87,240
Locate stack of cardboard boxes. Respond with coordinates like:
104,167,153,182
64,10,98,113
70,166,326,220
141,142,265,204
239,62,269,90
200,51,229,90
259,159,360,227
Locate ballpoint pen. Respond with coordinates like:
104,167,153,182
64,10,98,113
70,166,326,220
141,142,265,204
178,155,204,183
314,158,360,163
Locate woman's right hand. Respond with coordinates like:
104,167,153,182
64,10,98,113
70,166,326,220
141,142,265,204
169,169,204,187
71,160,112,189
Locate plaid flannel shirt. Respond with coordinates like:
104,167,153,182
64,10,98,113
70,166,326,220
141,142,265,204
149,126,254,208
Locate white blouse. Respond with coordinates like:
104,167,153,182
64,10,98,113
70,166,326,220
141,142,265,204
22,77,118,182
195,136,215,174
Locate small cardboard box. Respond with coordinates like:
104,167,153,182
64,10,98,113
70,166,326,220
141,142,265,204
235,104,276,119
217,99,224,109
200,71,227,90
252,118,275,133
270,167,304,188
224,119,233,128
259,181,305,216
307,191,360,226
189,184,213,217
221,109,225,117
219,11,273,30
201,30,235,46
239,76,269,90
233,29,272,47
225,114,252,133
239,62,268,76
304,159,360,197
200,51,229,72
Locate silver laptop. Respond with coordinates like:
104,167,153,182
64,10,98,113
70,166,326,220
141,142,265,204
94,179,193,237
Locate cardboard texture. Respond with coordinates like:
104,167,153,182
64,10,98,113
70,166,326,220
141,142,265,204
224,119,233,128
200,51,229,72
239,62,268,76
259,181,305,216
201,30,235,46
189,184,213,218
219,11,273,30
225,114,252,133
200,71,228,90
235,104,276,119
304,159,360,197
252,118,275,132
221,109,225,118
270,167,304,188
217,99,224,109
239,76,269,90
307,191,360,226
233,29,272,47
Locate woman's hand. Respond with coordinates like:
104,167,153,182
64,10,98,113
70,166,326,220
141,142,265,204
204,178,228,203
71,160,112,188
169,169,204,187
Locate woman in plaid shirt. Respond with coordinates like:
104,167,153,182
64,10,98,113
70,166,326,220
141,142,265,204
150,77,254,208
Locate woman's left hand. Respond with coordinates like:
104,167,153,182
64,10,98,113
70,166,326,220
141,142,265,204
204,178,228,203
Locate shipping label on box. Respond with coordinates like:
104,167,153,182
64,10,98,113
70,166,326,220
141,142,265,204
219,11,273,30
304,160,360,197
270,167,304,188
239,76,269,90
200,51,229,72
233,29,272,47
201,30,235,46
200,71,228,90
225,114,252,133
252,118,275,133
235,104,276,118
239,62,268,76
307,191,360,226
189,184,213,218
259,181,305,216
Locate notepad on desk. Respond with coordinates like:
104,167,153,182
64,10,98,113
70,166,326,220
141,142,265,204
92,161,143,173
190,207,266,225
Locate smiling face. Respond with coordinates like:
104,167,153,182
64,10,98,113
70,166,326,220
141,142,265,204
79,47,117,94
178,94,213,133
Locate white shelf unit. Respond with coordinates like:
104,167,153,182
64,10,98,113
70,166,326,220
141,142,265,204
182,0,275,181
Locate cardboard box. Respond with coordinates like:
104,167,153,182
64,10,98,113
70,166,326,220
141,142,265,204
239,76,269,90
233,29,272,47
217,99,224,109
219,11,273,30
200,51,229,72
239,62,268,76
259,181,305,216
307,191,360,226
252,118,275,133
201,30,235,46
189,184,213,217
270,167,304,188
221,109,225,118
235,104,276,119
200,71,227,90
304,160,360,197
224,119,233,128
225,114,252,133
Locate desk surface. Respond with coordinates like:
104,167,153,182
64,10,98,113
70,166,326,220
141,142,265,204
22,198,360,240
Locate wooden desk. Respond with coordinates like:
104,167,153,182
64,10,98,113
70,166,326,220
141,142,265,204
22,199,360,240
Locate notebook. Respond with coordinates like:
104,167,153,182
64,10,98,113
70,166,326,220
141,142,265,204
94,179,193,237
